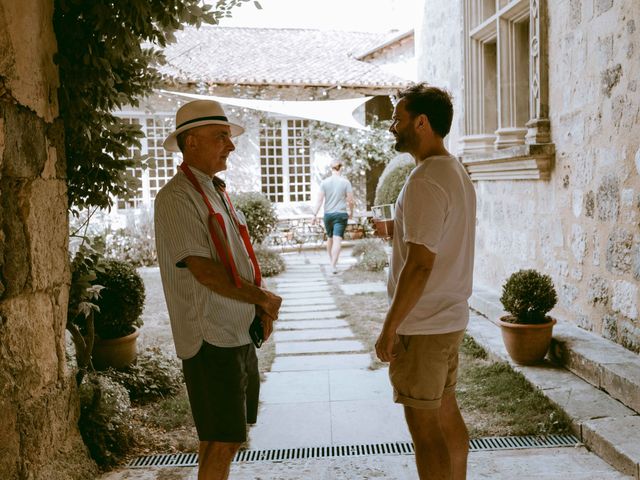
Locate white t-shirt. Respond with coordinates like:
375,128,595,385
387,155,476,335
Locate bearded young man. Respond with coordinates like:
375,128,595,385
375,84,476,480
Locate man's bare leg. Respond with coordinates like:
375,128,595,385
404,406,451,479
326,237,334,264
198,441,241,480
440,390,468,480
330,235,343,270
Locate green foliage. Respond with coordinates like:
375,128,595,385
352,239,388,272
78,373,134,468
147,389,194,431
104,347,183,405
500,269,558,324
229,191,278,244
308,118,395,177
254,245,286,277
53,0,255,213
460,334,488,360
93,259,146,339
374,155,414,206
104,215,157,267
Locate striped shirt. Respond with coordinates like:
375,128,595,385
154,166,255,359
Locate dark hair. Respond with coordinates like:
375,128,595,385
397,83,453,138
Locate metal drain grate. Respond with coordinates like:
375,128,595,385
127,434,579,468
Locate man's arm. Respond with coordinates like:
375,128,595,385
375,242,436,362
184,255,282,320
346,191,354,218
312,190,325,224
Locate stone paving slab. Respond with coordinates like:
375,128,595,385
276,319,349,330
339,282,387,295
282,296,335,306
276,339,365,355
274,328,354,342
328,368,392,401
271,353,372,371
278,310,342,321
248,402,333,449
330,399,411,445
280,304,338,313
278,290,332,300
260,370,330,404
274,285,332,294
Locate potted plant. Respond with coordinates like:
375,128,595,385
91,259,146,370
498,269,558,365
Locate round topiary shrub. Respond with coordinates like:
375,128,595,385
254,245,286,277
500,269,557,324
374,154,414,206
93,259,146,339
229,191,278,244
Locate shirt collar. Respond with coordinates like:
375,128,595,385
184,165,226,191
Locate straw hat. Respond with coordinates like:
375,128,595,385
163,100,244,152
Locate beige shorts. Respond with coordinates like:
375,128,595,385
389,330,465,409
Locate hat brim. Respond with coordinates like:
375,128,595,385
163,120,245,152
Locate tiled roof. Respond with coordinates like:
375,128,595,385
158,26,411,89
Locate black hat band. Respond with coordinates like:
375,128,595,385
177,115,229,130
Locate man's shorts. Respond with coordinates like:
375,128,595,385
182,341,259,442
323,212,349,237
389,330,465,409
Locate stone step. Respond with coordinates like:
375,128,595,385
276,339,365,355
276,319,349,330
270,353,372,371
469,287,640,480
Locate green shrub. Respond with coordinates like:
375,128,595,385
78,373,134,468
500,269,557,324
255,245,286,277
93,259,146,339
374,154,414,206
352,239,388,272
104,346,183,404
229,192,278,244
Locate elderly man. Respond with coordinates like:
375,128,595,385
154,100,282,480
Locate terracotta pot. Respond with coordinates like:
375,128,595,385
372,219,394,239
92,327,140,370
497,316,556,365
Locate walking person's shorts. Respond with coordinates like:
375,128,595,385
323,212,349,237
182,341,259,442
389,330,465,409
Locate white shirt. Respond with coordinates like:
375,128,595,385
387,155,476,335
154,167,256,359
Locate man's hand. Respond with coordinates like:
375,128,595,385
256,305,275,341
259,289,282,322
311,216,318,225
375,328,398,363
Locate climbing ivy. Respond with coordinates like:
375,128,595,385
53,0,255,214
308,118,395,177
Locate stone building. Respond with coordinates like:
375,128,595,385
111,26,412,225
417,0,640,351
0,0,96,478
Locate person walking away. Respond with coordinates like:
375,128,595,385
312,160,354,273
154,100,282,480
375,84,476,480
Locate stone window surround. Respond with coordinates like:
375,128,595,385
460,0,554,181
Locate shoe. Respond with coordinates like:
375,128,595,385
332,266,338,274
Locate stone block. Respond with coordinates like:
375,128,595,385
0,399,19,479
1,103,48,178
1,178,30,296
601,362,640,413
0,292,60,395
612,280,638,320
597,175,620,221
581,416,640,479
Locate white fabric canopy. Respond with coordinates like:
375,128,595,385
160,90,371,130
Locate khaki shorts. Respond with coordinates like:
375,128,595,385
389,330,465,409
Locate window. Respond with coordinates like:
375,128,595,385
260,118,311,204
115,114,177,210
461,0,553,180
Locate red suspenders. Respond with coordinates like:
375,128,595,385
179,163,262,288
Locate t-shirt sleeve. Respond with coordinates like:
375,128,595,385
346,179,353,193
155,190,212,268
402,177,449,254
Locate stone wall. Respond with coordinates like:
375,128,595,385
417,0,640,351
0,0,96,478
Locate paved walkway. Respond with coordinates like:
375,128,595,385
101,249,632,479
